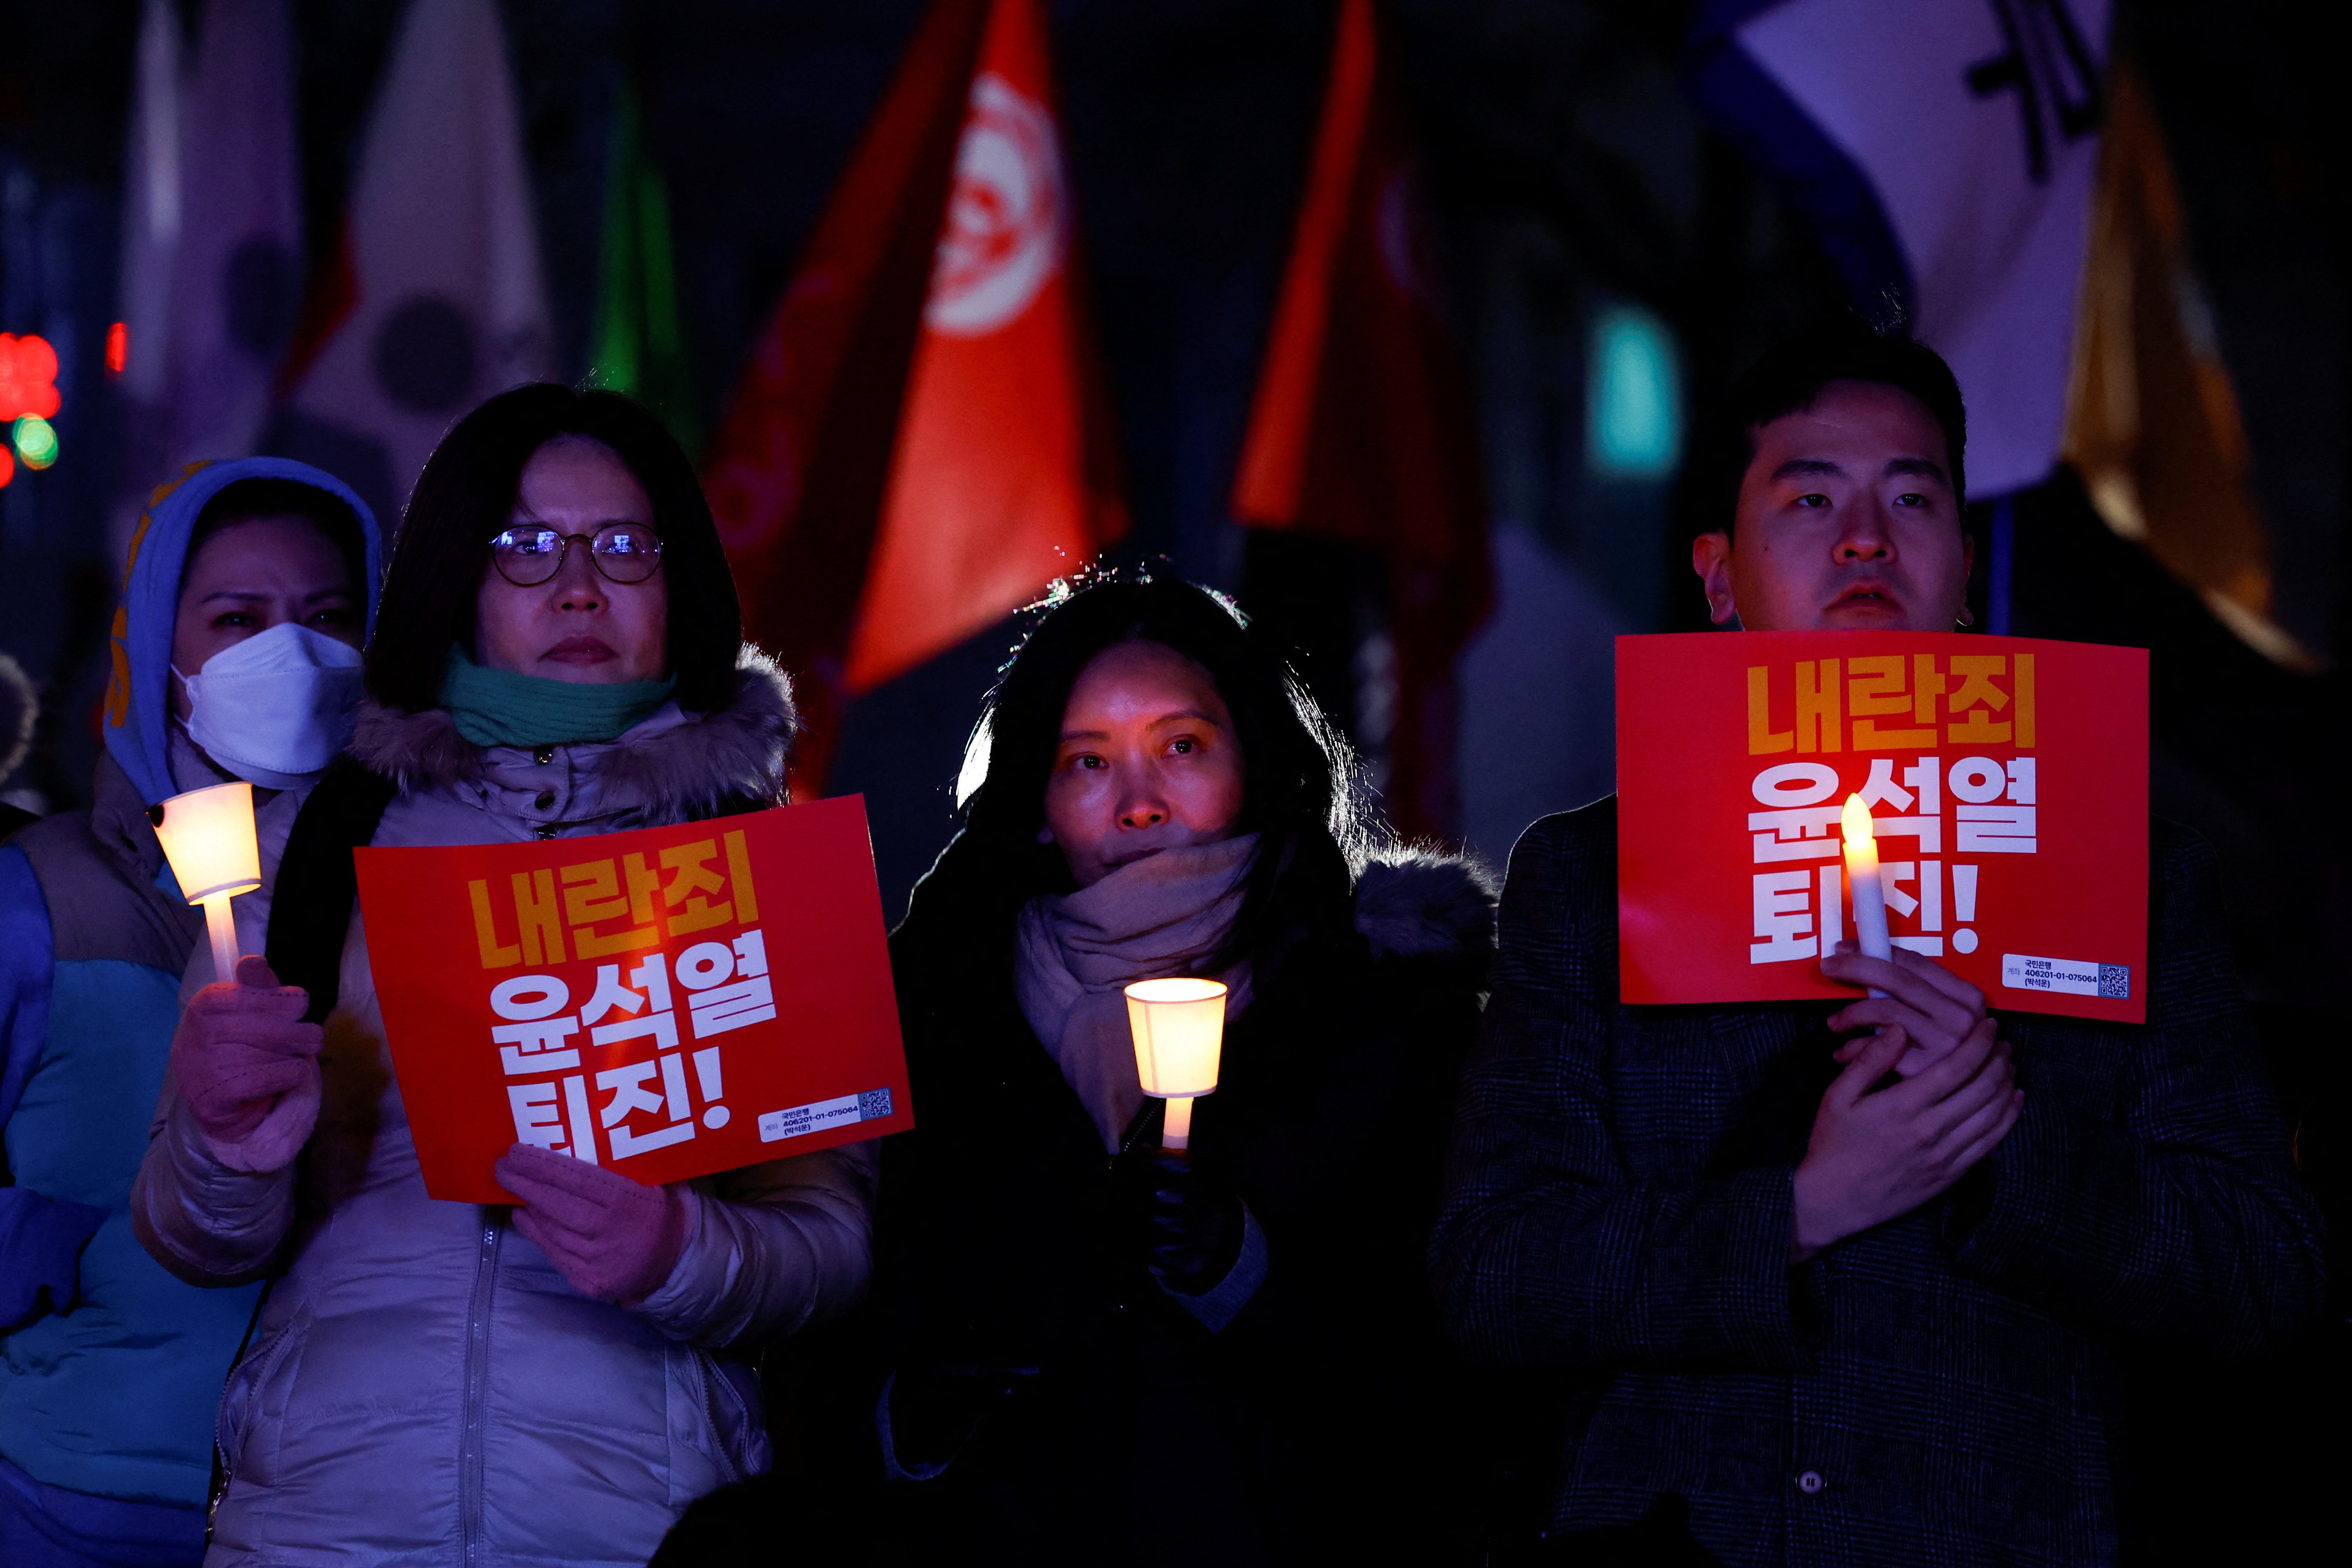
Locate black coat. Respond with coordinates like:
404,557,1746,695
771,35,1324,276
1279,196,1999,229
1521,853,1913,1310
1433,799,2328,1568
874,849,1495,1565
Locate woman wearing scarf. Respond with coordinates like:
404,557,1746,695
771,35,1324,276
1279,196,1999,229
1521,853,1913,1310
128,387,873,1566
1,460,379,1567
872,577,1496,1563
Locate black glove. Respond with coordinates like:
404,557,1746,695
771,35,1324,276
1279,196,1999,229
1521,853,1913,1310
1113,1145,1245,1296
885,1360,1037,1476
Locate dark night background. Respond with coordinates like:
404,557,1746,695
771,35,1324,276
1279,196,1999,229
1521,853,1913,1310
1,2,2343,1557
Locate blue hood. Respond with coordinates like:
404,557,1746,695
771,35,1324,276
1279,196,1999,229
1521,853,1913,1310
102,458,384,807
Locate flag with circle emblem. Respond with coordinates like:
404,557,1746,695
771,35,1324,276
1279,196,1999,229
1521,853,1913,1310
846,0,1127,694
704,0,1125,797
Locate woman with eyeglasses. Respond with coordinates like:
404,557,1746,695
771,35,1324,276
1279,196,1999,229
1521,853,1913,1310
129,386,875,1567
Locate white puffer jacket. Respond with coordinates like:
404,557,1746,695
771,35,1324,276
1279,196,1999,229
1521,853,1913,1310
131,650,875,1568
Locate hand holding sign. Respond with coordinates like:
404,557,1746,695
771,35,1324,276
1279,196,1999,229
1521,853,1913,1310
496,1143,691,1304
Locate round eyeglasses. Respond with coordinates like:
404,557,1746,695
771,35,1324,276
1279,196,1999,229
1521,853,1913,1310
488,522,664,587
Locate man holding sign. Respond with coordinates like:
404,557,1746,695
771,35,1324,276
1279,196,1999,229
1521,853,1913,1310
1433,324,2323,1565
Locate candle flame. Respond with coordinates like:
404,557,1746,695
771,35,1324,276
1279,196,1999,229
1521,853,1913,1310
1840,793,1874,849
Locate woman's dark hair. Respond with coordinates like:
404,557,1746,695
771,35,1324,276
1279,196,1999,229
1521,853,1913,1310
923,574,1368,977
1693,316,1968,539
365,384,742,713
186,478,368,594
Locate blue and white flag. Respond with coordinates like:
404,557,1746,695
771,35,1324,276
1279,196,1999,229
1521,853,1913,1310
1690,0,2110,497
115,0,181,420
111,0,305,563
169,0,304,470
111,0,183,561
280,0,553,528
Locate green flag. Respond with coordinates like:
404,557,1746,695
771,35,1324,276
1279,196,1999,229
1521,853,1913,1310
591,84,700,454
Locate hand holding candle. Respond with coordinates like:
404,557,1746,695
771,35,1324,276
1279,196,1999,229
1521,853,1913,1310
1125,978,1227,1149
149,781,263,983
1839,794,1891,998
154,781,319,1167
167,956,324,1167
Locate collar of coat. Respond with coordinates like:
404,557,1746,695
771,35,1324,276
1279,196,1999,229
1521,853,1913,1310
1352,848,1497,968
348,644,798,817
89,747,169,885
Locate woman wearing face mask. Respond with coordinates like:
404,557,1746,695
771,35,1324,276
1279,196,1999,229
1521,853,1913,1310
129,386,873,1568
869,576,1497,1564
0,459,378,1568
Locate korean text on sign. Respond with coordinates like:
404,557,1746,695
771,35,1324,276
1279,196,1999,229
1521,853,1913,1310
357,797,913,1201
1743,653,2039,966
475,830,777,1163
1616,632,2147,1024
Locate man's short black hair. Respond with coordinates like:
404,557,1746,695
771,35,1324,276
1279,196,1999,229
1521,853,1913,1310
1695,317,1968,539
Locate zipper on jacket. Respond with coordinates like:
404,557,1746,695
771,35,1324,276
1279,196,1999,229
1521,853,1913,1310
459,1212,505,1568
1114,1100,1158,1163
207,1284,284,1549
693,1349,747,1488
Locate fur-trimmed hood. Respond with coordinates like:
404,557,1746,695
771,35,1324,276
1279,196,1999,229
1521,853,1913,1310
1353,848,1496,971
349,645,797,819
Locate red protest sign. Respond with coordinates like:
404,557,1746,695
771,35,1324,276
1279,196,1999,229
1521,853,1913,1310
1616,632,2148,1023
355,795,912,1202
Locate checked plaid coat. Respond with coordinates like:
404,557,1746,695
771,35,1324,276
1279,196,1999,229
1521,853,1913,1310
1432,799,2325,1568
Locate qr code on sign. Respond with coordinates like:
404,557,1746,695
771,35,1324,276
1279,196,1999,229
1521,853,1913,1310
2097,965,2130,999
858,1088,894,1122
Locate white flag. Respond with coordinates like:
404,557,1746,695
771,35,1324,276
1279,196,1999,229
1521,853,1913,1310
166,0,304,470
281,0,552,524
1694,0,2111,496
111,0,183,562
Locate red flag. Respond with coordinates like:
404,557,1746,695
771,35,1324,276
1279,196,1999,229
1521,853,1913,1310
1231,0,1489,841
704,0,1125,797
852,0,1125,692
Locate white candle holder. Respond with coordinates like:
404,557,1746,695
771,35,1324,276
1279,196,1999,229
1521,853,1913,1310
1840,794,1891,997
1125,977,1228,1150
151,781,262,984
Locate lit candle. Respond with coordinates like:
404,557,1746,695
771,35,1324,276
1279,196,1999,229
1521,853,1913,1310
1839,794,1891,997
1124,977,1228,1150
150,781,263,984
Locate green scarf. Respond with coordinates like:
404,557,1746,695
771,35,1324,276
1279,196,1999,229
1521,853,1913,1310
440,646,677,747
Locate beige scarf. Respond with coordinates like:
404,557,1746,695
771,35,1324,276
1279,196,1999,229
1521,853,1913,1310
1013,835,1258,1151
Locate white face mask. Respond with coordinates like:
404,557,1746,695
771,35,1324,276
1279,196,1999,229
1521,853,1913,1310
176,623,366,789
